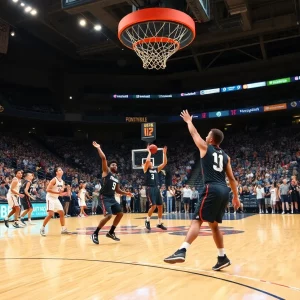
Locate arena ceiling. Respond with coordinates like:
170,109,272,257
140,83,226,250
1,0,300,76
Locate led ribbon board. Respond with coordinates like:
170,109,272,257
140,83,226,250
62,0,94,9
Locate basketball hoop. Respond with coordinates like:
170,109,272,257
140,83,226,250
118,8,196,70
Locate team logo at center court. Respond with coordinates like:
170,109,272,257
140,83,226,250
74,225,244,236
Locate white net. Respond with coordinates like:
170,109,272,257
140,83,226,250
124,21,191,70
132,148,163,169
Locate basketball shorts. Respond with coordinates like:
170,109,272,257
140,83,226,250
183,197,190,204
46,196,63,212
21,195,33,210
291,194,299,203
265,198,271,205
7,193,19,208
100,195,122,216
281,195,290,203
257,198,265,206
146,186,162,206
193,184,230,223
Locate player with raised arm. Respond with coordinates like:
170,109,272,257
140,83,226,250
144,145,168,231
40,167,70,236
91,141,133,244
4,170,25,228
164,110,240,271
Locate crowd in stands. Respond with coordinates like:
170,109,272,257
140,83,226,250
0,126,299,217
223,127,300,188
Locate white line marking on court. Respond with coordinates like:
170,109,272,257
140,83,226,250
123,261,300,292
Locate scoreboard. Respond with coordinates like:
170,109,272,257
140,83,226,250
141,122,156,143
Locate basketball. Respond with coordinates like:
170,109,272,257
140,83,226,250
149,144,158,154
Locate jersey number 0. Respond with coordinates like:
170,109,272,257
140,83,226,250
212,153,224,172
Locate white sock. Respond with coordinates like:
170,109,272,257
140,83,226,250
146,216,150,222
61,226,66,230
179,242,190,251
28,218,31,221
218,248,225,257
158,218,162,225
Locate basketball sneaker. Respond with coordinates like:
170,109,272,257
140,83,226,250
4,218,9,228
157,223,167,230
212,255,231,271
145,220,151,230
91,233,99,244
40,227,46,236
12,222,21,228
164,248,186,264
61,228,72,234
20,218,27,226
106,232,120,241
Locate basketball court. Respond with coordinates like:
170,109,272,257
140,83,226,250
1,213,299,299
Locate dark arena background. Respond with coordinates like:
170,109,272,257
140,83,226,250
0,0,300,299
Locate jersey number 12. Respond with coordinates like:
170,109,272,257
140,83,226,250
212,153,224,172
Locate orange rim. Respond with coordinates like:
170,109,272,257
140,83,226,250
118,8,196,50
133,37,180,49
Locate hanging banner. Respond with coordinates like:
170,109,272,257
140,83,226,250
0,20,9,54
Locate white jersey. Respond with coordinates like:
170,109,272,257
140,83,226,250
7,177,21,196
78,188,87,207
79,189,86,201
47,177,64,199
270,188,277,201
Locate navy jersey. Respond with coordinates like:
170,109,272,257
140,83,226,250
100,172,119,197
19,180,31,194
145,168,159,187
264,186,271,198
202,145,228,187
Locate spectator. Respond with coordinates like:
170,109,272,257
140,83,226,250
0,181,8,200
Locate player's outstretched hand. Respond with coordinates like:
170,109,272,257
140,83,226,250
147,145,151,153
180,110,193,123
92,141,101,149
163,146,167,154
19,194,25,198
232,196,240,210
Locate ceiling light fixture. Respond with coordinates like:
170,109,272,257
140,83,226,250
12,0,19,3
11,31,15,36
30,9,37,16
79,19,87,27
20,2,25,7
94,24,102,31
24,6,32,13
